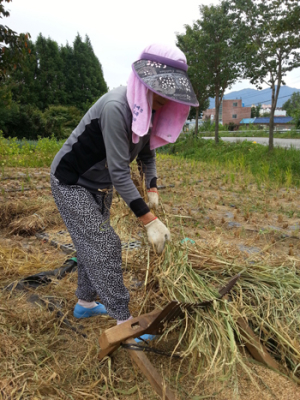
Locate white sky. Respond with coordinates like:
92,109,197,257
5,0,300,94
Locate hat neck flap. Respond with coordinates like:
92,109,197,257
126,44,191,149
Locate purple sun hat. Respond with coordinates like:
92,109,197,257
132,52,199,107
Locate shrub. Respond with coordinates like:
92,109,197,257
0,104,47,140
228,122,238,131
0,103,82,140
43,105,81,139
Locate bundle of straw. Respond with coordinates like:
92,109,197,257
0,196,61,234
147,242,300,384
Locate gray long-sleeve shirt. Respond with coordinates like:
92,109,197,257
51,86,157,217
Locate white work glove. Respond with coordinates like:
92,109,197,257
144,218,171,254
147,190,159,209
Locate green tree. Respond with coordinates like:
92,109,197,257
182,2,244,143
186,97,210,123
176,25,213,135
60,42,76,106
282,92,300,116
282,92,300,128
9,35,65,109
230,0,300,150
0,0,31,80
274,0,300,34
9,33,108,112
1,32,109,139
69,34,108,111
0,81,17,130
34,34,66,109
9,39,39,106
251,103,261,118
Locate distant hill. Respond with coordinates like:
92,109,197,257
208,86,300,109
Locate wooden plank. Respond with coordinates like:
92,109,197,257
98,344,120,360
125,338,177,400
99,309,161,350
99,302,180,350
237,318,280,370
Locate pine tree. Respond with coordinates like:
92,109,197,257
35,34,65,109
60,43,76,106
69,34,108,110
7,33,108,112
9,40,39,106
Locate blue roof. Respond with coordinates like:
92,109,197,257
254,117,293,124
240,118,256,124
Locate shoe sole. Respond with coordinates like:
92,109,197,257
73,310,108,319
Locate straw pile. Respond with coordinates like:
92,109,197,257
146,234,300,385
0,196,62,235
111,169,300,385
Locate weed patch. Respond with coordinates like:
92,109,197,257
158,136,300,186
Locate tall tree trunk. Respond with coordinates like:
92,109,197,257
269,78,281,151
269,84,275,151
269,108,275,151
214,87,220,143
194,107,199,135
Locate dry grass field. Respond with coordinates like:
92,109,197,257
1,155,300,399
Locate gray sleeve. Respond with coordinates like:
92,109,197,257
136,140,157,189
100,101,150,217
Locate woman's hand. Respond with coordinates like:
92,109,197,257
139,211,156,225
139,213,171,254
147,188,159,209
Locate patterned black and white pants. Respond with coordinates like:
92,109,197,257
50,174,131,320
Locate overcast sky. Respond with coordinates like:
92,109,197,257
6,0,300,94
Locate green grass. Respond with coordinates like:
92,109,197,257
202,130,269,138
188,124,300,139
0,136,64,168
157,136,300,186
1,134,300,187
198,130,300,139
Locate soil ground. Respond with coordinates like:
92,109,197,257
1,157,300,399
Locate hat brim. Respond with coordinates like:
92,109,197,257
132,59,199,107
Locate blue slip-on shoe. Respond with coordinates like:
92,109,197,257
73,302,108,319
134,334,156,343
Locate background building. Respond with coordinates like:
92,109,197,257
202,99,251,125
253,117,294,130
254,104,287,116
240,116,294,130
